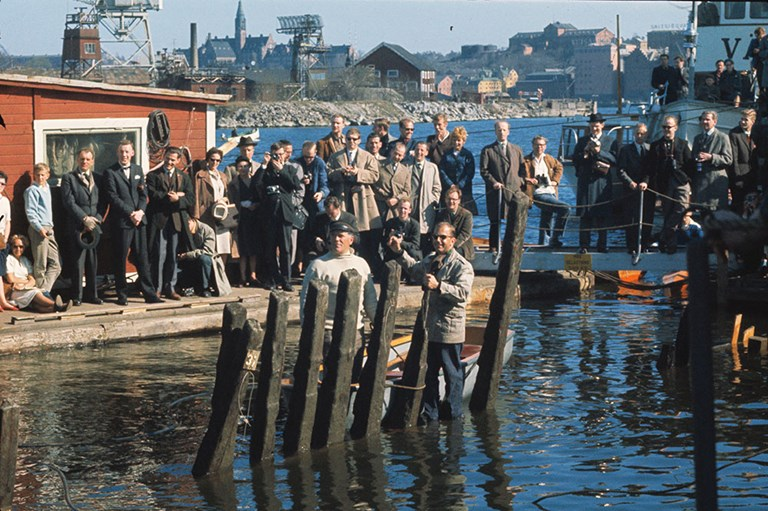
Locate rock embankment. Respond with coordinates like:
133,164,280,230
217,99,592,128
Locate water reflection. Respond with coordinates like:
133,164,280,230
1,291,767,509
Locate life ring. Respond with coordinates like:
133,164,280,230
147,110,171,153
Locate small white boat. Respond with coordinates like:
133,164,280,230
217,128,261,156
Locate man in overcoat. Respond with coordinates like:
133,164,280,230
691,110,733,211
728,109,759,214
409,141,442,256
617,124,654,253
480,120,526,252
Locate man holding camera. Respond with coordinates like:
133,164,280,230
381,197,421,263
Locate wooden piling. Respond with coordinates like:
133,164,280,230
742,326,755,350
747,335,768,356
250,292,289,462
351,260,402,439
0,400,19,511
381,309,428,430
283,280,329,456
470,196,527,413
312,269,362,449
687,238,718,510
193,304,264,478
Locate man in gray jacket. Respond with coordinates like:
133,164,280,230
388,221,474,422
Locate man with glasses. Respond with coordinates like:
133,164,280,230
523,135,568,248
24,162,61,293
388,221,474,423
103,140,163,305
648,115,694,254
388,118,417,164
327,127,382,279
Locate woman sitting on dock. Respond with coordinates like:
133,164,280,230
4,234,71,313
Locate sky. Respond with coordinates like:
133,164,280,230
0,0,692,57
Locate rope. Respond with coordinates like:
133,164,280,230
385,381,427,391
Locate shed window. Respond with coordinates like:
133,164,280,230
387,69,399,78
84,43,96,54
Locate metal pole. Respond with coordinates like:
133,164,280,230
616,14,622,114
494,187,503,264
633,189,644,265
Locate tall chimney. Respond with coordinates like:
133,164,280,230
190,23,199,70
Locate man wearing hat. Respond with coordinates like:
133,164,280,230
300,220,378,358
224,136,257,183
61,147,105,305
572,112,617,253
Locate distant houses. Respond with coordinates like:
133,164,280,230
355,42,436,100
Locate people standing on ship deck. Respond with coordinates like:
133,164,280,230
648,115,694,254
102,140,163,305
691,110,733,211
719,59,742,106
438,126,478,215
373,142,411,222
617,124,654,254
61,147,105,306
408,141,442,256
426,113,452,166
728,109,759,215
24,162,61,294
572,113,616,254
651,54,678,104
381,197,421,263
480,120,526,253
435,186,475,261
673,55,689,100
372,118,391,157
388,221,474,423
523,135,569,248
388,118,418,164
317,114,346,163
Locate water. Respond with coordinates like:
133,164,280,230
2,288,767,509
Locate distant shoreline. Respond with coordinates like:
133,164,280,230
216,99,593,128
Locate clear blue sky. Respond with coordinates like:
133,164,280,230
0,0,691,56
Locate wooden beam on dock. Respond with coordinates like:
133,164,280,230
284,280,329,457
0,400,19,511
381,309,428,430
312,269,362,449
192,304,264,478
351,260,402,440
687,238,719,511
250,292,289,462
471,196,527,413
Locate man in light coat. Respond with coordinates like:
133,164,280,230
327,127,382,278
388,221,474,422
409,141,442,255
692,110,733,210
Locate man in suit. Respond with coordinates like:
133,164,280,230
387,117,418,164
426,113,452,165
102,140,163,305
435,185,475,261
480,120,526,252
651,54,678,104
409,141,443,256
61,147,105,306
262,142,302,291
523,135,569,248
327,127,383,278
572,113,616,253
316,114,346,163
617,124,654,253
728,109,759,214
691,110,733,211
146,146,194,300
648,115,694,254
374,142,411,221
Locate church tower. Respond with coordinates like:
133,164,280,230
235,0,246,50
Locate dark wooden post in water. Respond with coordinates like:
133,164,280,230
351,261,402,439
193,304,264,478
687,238,718,510
284,280,329,456
312,269,362,449
0,400,19,511
381,309,428,430
470,196,527,412
250,292,289,462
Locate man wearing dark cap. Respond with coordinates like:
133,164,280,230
300,220,377,357
572,112,616,253
224,136,257,183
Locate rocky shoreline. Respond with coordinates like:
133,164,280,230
216,99,593,128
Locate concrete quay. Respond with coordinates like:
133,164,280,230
0,271,593,356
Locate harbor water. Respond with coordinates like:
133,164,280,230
1,119,766,509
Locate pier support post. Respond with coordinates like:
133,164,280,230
284,280,328,456
251,292,289,462
193,304,264,478
351,260,401,439
687,238,719,510
312,269,362,448
381,309,428,430
0,400,19,511
471,196,527,412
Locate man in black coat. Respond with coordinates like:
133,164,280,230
61,147,105,305
617,124,654,253
102,140,163,305
146,146,194,299
381,197,421,262
262,142,302,291
728,109,759,215
648,115,694,253
651,54,678,104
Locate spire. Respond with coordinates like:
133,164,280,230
235,0,246,50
